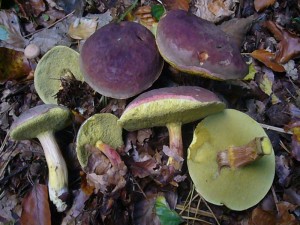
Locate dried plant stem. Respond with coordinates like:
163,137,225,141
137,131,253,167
176,205,214,218
259,123,292,134
181,216,213,224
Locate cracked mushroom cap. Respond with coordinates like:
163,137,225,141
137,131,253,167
10,104,72,140
156,10,248,80
118,86,225,131
187,109,275,211
80,21,164,99
76,113,124,168
34,46,84,104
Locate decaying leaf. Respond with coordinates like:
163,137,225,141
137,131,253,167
162,0,189,11
250,49,285,72
258,68,281,104
0,10,27,50
277,201,298,225
254,0,276,12
84,143,127,195
249,207,276,225
243,63,257,81
134,6,158,33
0,191,21,224
0,48,32,83
264,21,300,64
68,17,97,40
20,184,51,225
193,0,236,23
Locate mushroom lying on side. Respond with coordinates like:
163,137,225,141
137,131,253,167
80,21,164,99
156,10,248,80
187,109,275,211
76,113,126,194
34,46,84,104
10,104,72,212
118,86,225,171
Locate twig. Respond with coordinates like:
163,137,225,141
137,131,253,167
259,123,292,134
23,10,75,38
181,216,212,224
176,205,214,218
201,196,220,225
117,0,139,23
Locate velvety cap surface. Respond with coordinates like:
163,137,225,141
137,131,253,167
10,104,72,140
156,10,248,80
118,86,225,131
187,109,275,210
76,113,124,167
80,21,164,99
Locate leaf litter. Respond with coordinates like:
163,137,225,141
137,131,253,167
1,0,300,224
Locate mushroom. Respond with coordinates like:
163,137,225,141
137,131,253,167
118,86,225,170
80,21,164,99
10,104,72,212
187,109,275,211
34,46,84,104
76,113,126,194
24,43,40,59
156,10,248,80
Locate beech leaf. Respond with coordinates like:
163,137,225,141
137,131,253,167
20,184,51,225
250,49,285,72
254,0,275,12
162,0,189,11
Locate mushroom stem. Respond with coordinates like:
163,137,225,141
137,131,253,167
37,131,68,212
217,137,271,171
166,122,183,171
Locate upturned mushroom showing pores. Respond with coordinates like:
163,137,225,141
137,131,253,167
187,109,275,211
80,21,164,99
10,104,72,212
118,86,225,170
156,10,249,80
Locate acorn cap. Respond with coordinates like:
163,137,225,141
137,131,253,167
187,109,275,211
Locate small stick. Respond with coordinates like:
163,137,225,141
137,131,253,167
259,123,292,135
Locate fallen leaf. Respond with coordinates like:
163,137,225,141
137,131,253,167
264,21,300,64
250,49,285,72
254,0,276,12
20,184,51,225
155,195,184,225
249,207,276,225
0,191,21,224
193,0,236,23
0,48,32,83
243,63,257,81
258,68,281,104
151,4,165,21
162,0,189,11
277,201,298,225
275,155,291,186
0,10,27,50
130,158,159,178
68,17,97,40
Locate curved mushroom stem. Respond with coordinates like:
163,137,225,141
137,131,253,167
217,137,272,171
166,122,183,171
37,131,68,212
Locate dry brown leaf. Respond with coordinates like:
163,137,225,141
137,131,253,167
0,48,32,83
254,0,276,12
264,21,300,64
162,0,190,11
277,201,298,225
250,49,285,72
20,184,51,225
193,0,236,23
134,6,157,29
68,17,97,40
249,207,276,225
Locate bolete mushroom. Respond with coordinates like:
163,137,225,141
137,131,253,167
76,113,126,194
80,21,164,99
187,109,275,211
10,104,72,212
118,86,225,170
156,10,248,80
34,46,84,104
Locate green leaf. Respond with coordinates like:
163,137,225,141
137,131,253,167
155,196,184,225
243,63,257,80
292,17,300,23
151,5,165,21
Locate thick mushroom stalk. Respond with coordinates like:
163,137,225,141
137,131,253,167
118,86,225,172
217,137,272,171
38,131,68,211
10,104,72,212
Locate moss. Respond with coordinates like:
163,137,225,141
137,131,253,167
76,113,124,167
34,46,84,104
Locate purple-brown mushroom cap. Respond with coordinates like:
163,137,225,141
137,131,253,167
156,10,248,80
80,21,164,99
